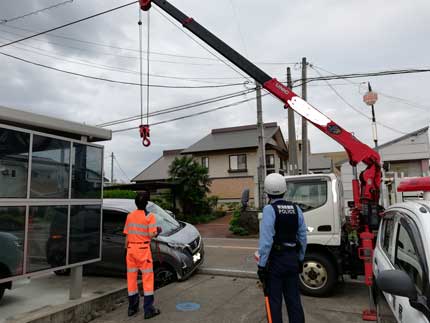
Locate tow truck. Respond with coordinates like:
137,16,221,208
139,0,382,319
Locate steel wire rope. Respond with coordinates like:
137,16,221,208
138,8,144,125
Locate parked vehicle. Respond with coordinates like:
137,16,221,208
0,231,23,301
47,199,204,287
373,200,430,322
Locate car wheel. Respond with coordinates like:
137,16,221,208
54,268,71,276
154,265,176,289
299,252,337,297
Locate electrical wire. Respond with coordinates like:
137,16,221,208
98,88,257,127
1,0,74,24
112,93,268,133
309,65,408,135
113,155,131,182
0,50,249,88
0,1,138,49
0,24,298,66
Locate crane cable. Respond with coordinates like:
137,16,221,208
138,7,151,146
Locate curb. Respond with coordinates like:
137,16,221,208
198,267,257,279
5,287,128,323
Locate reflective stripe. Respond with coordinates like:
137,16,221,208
127,268,139,273
140,268,153,274
126,223,157,229
144,291,154,296
128,290,139,296
128,230,151,236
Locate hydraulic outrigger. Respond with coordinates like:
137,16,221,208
139,0,382,320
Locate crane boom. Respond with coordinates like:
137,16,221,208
140,1,381,318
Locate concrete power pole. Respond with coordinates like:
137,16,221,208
301,57,309,174
256,85,266,209
287,67,298,175
111,152,114,185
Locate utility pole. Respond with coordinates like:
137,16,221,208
301,57,308,174
111,152,114,185
256,85,266,209
287,67,298,175
364,82,379,148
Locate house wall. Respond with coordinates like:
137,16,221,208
379,131,430,161
208,176,255,203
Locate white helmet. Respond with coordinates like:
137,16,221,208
264,173,287,196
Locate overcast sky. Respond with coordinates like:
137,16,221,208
0,0,429,182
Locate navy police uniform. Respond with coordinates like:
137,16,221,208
258,198,307,323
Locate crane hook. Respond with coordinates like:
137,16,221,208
139,124,151,147
139,0,151,11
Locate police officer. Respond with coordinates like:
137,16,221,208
258,173,307,323
123,191,161,319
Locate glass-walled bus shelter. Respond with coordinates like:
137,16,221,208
0,106,111,286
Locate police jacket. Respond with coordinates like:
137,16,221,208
258,198,307,267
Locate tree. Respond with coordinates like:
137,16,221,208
168,156,211,216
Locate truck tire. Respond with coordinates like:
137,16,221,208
299,252,337,297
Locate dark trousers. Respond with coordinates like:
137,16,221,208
268,249,305,323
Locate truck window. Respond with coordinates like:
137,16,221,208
285,180,327,212
382,218,395,260
395,224,424,294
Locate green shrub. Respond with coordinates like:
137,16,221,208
103,190,137,199
229,206,249,236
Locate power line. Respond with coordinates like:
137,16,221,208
112,93,269,133
113,155,131,182
98,88,257,127
1,0,74,24
0,24,298,66
0,51,249,89
309,65,407,135
0,1,138,49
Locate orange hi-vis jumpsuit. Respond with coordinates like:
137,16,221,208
123,210,157,298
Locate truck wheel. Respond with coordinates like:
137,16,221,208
299,253,337,297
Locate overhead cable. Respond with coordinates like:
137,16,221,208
1,0,74,24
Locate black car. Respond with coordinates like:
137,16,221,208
48,199,204,287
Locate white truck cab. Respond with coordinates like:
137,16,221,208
284,173,350,296
373,182,430,323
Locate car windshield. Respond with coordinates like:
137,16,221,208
147,203,180,235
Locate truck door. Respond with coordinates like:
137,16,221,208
285,177,335,244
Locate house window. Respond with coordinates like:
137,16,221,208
201,156,209,169
266,154,275,169
229,154,247,172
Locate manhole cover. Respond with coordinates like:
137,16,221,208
176,302,201,312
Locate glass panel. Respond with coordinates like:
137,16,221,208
238,155,247,170
395,225,424,293
382,218,394,259
266,154,275,168
0,128,30,198
0,206,25,278
201,157,209,169
285,180,328,212
72,144,103,199
229,155,238,170
103,210,127,235
31,136,70,198
147,202,180,236
69,205,101,264
28,206,68,273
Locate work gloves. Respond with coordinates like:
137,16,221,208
257,266,266,284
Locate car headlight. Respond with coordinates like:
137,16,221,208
167,242,187,250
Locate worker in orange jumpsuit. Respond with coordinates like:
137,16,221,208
123,191,161,319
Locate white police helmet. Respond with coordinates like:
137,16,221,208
264,173,287,196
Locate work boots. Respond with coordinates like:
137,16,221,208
128,294,140,316
144,308,161,319
143,295,161,319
